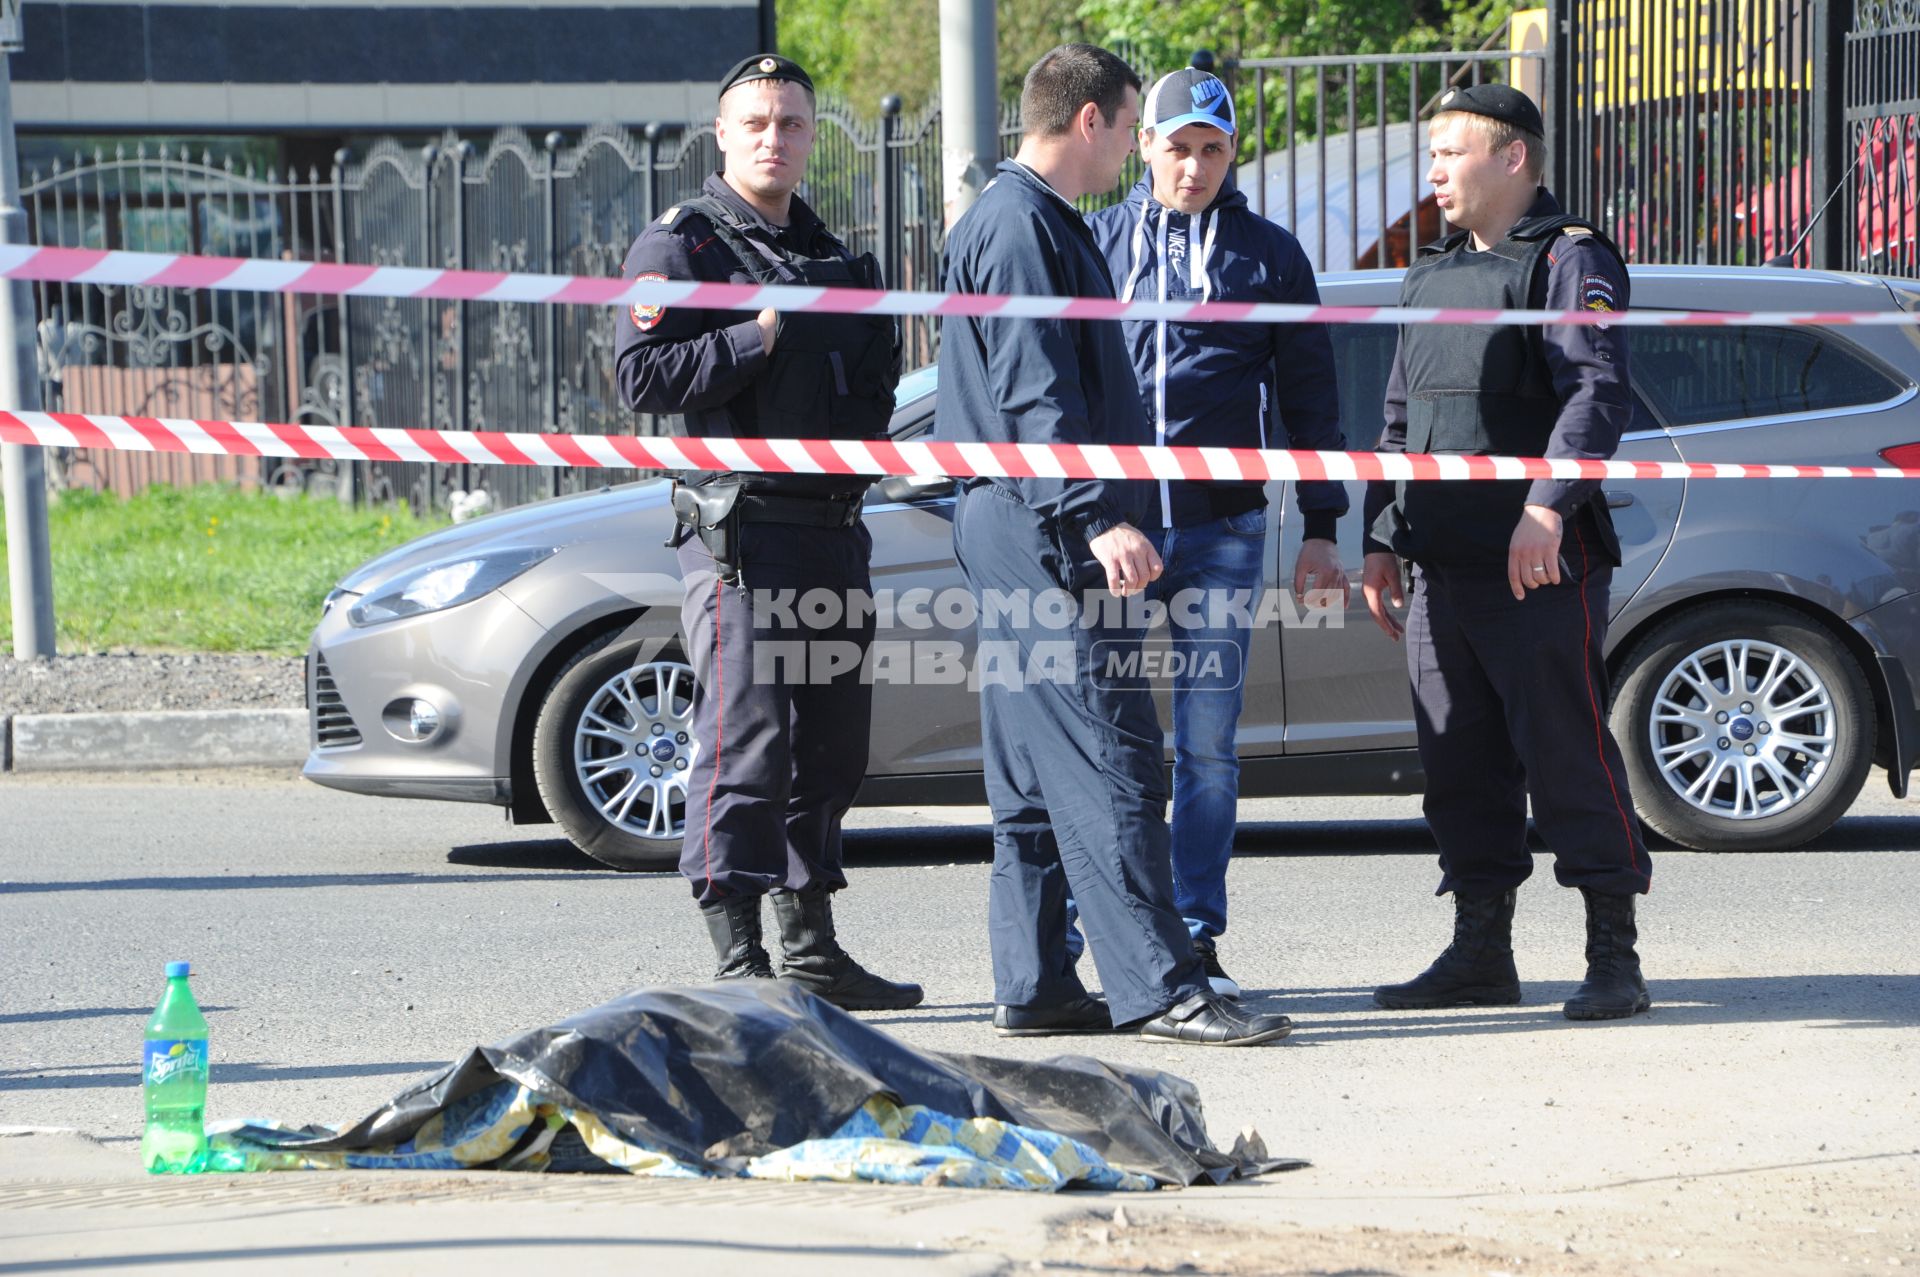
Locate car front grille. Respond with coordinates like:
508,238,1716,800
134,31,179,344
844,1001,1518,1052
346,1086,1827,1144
310,653,362,750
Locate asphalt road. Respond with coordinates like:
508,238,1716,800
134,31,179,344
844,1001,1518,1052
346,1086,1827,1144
2,767,1917,1269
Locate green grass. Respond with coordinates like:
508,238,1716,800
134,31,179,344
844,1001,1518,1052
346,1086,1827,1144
1,484,450,655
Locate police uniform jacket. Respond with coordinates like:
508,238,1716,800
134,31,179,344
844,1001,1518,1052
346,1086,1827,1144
615,173,893,500
1361,188,1633,565
935,160,1153,540
1088,171,1348,536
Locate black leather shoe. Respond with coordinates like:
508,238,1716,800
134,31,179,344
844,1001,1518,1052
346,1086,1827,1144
699,896,775,980
1135,993,1292,1047
1563,888,1652,1021
771,887,924,1011
992,995,1114,1037
1374,889,1523,1009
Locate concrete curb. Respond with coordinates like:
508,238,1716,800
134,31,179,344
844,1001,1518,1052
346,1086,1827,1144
4,708,308,772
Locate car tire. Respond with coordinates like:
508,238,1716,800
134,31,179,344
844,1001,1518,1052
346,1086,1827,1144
1609,600,1873,852
531,631,699,871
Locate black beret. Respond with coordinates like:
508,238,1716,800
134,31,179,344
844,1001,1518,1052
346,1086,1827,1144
719,53,815,98
1433,83,1544,137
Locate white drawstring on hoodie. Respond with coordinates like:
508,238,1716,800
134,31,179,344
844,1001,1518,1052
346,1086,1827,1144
1118,191,1219,527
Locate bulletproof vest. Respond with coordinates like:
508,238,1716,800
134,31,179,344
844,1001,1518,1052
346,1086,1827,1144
676,196,898,497
1383,213,1617,563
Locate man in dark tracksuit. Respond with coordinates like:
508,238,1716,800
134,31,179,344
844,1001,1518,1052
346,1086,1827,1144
1088,68,1348,996
1358,84,1652,1021
937,43,1293,1047
615,54,920,1011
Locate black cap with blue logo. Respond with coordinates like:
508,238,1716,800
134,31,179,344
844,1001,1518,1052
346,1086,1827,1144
1142,68,1237,136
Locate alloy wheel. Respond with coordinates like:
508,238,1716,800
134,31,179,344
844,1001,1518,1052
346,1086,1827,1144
1645,638,1836,821
570,659,698,841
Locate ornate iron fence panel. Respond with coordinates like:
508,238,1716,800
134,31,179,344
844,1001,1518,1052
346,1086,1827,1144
1845,0,1920,275
339,139,434,508
20,144,342,498
552,125,655,450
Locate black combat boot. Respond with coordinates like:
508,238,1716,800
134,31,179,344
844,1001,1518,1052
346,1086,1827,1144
699,896,776,981
770,886,924,1011
1373,889,1523,1009
1563,888,1652,1021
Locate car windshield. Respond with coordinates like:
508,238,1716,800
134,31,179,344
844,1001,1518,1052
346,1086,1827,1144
894,363,938,409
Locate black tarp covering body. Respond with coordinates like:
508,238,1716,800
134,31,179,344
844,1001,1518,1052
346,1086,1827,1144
235,982,1295,1185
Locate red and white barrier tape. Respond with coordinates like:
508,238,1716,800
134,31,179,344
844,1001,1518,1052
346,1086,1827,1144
5,409,1918,482
3,244,1917,329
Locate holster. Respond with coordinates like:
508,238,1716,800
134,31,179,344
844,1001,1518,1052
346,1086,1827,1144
668,480,745,583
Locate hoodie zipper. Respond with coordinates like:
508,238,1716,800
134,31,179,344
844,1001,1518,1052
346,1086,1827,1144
1155,213,1171,530
1135,196,1223,530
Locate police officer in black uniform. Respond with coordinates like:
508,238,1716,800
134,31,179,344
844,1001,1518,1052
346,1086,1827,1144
1359,84,1653,1022
615,54,920,1011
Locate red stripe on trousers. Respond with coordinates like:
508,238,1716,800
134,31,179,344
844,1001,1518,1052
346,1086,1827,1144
1574,523,1641,874
703,573,726,897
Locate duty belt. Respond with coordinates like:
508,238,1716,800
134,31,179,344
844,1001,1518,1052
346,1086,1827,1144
668,480,862,584
737,492,863,528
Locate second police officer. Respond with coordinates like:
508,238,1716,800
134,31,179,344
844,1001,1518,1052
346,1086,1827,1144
615,54,921,1011
1359,84,1653,1021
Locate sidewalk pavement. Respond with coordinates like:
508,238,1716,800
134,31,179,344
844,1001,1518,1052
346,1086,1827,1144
9,1127,1911,1275
0,710,306,773
0,1126,1758,1276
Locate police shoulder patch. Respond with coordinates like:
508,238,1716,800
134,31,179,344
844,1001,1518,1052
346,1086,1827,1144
630,271,669,330
1581,272,1618,313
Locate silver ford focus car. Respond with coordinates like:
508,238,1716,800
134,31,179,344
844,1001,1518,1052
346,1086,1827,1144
305,265,1920,868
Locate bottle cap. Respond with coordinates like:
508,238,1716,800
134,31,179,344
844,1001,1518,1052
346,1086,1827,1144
165,961,191,978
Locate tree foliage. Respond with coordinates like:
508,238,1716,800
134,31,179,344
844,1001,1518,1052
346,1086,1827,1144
779,0,1093,118
780,0,1513,122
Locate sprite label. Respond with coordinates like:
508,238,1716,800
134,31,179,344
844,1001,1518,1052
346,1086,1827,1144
143,1039,208,1088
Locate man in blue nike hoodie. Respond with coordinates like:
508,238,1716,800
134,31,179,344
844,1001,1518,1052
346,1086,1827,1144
1089,68,1349,997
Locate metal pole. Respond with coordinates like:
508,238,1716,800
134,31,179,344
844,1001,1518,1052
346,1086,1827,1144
1809,0,1846,271
329,148,355,505
938,0,996,227
0,52,55,658
877,95,902,286
542,130,561,498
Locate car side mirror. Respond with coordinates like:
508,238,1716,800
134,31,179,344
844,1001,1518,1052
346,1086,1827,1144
876,473,956,503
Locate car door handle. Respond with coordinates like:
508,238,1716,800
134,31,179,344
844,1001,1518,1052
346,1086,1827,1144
1604,491,1635,509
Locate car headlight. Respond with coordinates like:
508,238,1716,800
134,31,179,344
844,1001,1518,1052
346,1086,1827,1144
347,547,556,627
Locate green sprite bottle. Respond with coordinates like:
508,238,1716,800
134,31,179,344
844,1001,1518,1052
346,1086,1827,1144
142,961,209,1174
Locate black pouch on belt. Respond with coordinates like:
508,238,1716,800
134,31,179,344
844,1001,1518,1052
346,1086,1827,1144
668,479,745,583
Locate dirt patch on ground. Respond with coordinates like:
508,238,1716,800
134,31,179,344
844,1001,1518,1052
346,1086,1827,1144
1041,1211,1603,1275
1020,1160,1919,1277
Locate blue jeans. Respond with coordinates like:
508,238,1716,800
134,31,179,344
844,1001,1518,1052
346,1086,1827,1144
1066,508,1265,954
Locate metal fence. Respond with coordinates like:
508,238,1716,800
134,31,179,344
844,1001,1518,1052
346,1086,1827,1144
1845,0,1920,275
18,109,930,512
1552,0,1832,268
18,86,1137,514
1553,0,1918,276
24,11,1917,513
1213,43,1542,273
